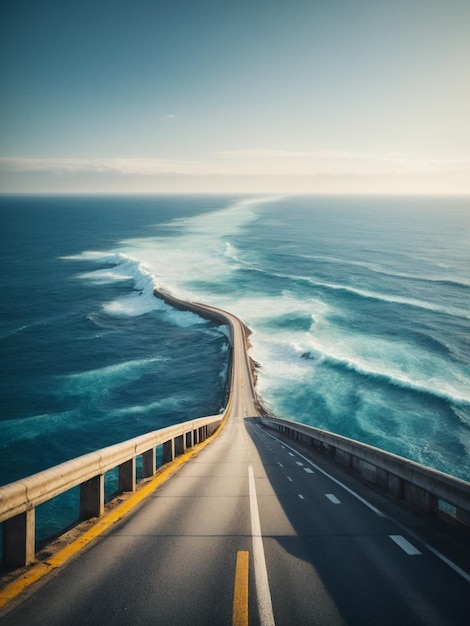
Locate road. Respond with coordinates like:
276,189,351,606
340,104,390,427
1,297,469,624
153,289,260,420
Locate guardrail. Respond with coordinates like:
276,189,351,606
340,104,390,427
0,414,224,569
0,290,243,572
261,416,470,527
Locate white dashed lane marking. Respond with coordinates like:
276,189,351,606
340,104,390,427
390,535,421,556
325,494,341,504
303,467,314,474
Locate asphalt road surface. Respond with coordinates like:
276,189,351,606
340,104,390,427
2,297,469,624
2,410,469,625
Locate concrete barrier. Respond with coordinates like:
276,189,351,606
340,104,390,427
261,416,470,527
0,414,224,569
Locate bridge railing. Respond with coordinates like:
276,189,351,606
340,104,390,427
261,416,470,527
0,414,224,569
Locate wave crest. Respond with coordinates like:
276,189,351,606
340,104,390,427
299,343,470,407
65,251,208,327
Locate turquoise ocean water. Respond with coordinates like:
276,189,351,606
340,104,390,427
1,194,469,540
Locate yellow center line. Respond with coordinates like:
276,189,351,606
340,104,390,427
0,420,228,611
232,550,249,626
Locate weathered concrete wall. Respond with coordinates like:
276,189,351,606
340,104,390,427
261,416,470,527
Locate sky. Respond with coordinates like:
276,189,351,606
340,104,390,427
1,0,470,194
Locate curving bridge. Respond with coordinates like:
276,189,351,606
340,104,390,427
1,289,469,624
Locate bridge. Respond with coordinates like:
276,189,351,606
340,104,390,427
1,288,469,624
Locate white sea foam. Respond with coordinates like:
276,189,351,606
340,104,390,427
60,250,118,261
102,292,162,317
66,197,281,326
0,410,82,445
256,326,470,407
211,248,470,320
298,253,470,289
453,406,470,428
77,269,134,283
62,195,470,449
250,263,470,320
116,196,281,299
61,357,166,395
303,277,470,320
92,198,470,414
231,263,470,412
112,396,190,417
0,316,62,340
66,250,208,326
265,268,470,320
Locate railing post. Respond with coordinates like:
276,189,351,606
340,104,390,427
3,509,35,568
163,439,175,464
119,458,136,492
186,430,193,449
142,449,156,478
80,475,104,519
175,435,185,456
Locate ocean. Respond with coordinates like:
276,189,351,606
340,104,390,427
1,194,469,540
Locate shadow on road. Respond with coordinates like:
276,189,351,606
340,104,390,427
244,417,470,626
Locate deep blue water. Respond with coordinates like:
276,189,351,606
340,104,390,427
1,194,469,540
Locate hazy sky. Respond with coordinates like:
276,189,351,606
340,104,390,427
1,0,469,194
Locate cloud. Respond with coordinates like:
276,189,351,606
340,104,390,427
1,151,469,195
3,151,469,178
0,157,213,176
216,148,470,175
